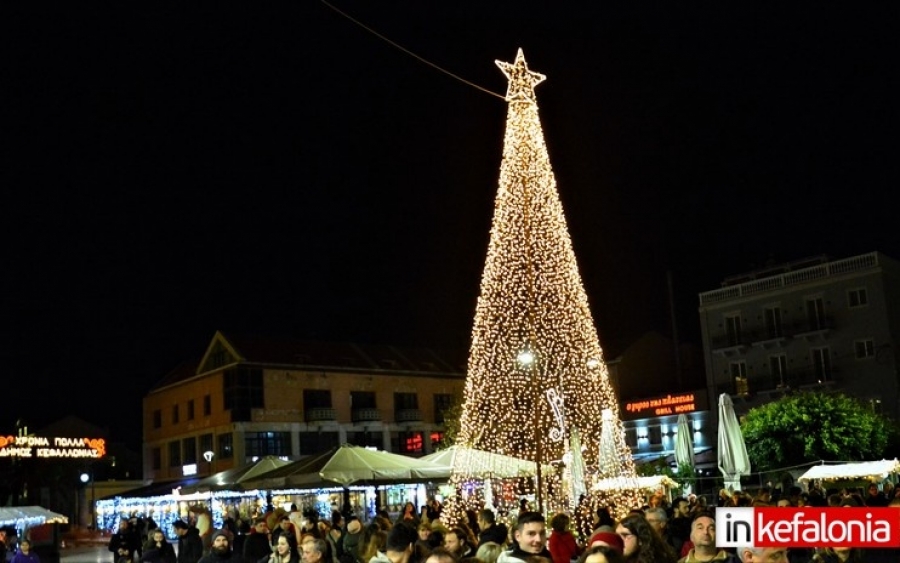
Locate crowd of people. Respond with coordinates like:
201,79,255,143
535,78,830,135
98,485,900,563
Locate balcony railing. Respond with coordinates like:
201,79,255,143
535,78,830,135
352,408,381,423
305,407,337,422
711,317,836,351
395,409,422,423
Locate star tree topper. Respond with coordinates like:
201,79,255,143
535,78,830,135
495,48,546,104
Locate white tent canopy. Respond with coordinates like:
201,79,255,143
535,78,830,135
797,459,900,482
420,445,543,479
0,506,68,529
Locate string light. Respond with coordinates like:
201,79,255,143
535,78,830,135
445,49,643,524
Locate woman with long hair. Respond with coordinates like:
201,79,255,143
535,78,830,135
262,535,301,563
614,514,677,563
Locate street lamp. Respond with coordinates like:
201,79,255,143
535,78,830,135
80,471,95,530
517,347,543,512
203,450,215,476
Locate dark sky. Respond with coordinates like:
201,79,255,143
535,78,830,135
4,2,898,449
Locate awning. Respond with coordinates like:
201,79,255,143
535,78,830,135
797,459,900,482
0,506,68,529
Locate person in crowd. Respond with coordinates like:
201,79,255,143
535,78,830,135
245,518,274,562
426,500,443,523
174,519,206,563
10,539,39,563
301,538,328,563
615,513,677,563
198,532,244,563
497,512,551,563
397,503,419,528
191,507,215,556
273,516,300,557
578,546,623,563
0,529,8,563
325,512,345,563
864,483,889,507
809,547,864,563
584,533,622,554
424,547,458,563
643,508,676,553
676,511,738,563
142,528,177,563
361,531,389,563
445,529,476,560
475,543,503,563
667,497,691,556
416,524,433,553
735,547,787,563
264,535,301,563
385,523,427,563
477,510,508,548
342,517,364,563
110,518,144,563
547,513,579,563
591,509,615,536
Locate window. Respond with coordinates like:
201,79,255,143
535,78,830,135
731,362,748,395
434,394,454,423
395,392,418,411
172,405,180,425
849,288,868,308
724,314,742,346
806,297,827,330
811,347,832,381
304,389,332,409
350,391,376,409
183,436,197,465
151,447,161,471
647,426,662,445
168,441,181,467
770,355,788,388
625,429,638,448
398,431,423,454
152,410,162,429
855,339,875,360
218,433,233,460
764,306,783,339
203,394,212,416
298,431,339,455
245,431,291,458
224,367,264,420
430,431,444,450
187,400,195,420
345,431,382,449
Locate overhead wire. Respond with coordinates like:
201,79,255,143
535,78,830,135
320,0,506,101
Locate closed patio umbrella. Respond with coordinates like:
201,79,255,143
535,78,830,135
674,413,695,495
717,393,751,492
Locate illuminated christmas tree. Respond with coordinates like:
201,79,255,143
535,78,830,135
446,49,642,522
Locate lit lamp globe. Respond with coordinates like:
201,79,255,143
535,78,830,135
80,473,90,484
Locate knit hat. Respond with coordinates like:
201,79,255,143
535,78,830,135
172,520,189,530
588,532,623,554
212,530,231,543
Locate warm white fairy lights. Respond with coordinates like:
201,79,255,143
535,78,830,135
445,49,643,524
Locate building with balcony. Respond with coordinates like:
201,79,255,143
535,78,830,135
143,331,465,482
698,251,900,418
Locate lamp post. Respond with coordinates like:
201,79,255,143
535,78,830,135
80,471,95,530
517,348,543,513
203,450,215,476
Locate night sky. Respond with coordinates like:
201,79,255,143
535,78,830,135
4,2,898,449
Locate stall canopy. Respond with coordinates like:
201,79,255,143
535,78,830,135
798,459,900,483
243,444,450,490
419,445,543,479
181,455,292,494
0,506,68,529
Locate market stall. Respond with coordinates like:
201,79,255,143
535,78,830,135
797,459,900,483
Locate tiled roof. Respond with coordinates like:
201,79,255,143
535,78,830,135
150,332,466,391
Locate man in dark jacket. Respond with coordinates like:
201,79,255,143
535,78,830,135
109,519,143,563
243,518,273,563
174,520,205,563
477,509,508,547
199,532,245,563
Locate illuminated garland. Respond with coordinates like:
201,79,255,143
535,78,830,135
446,49,643,524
